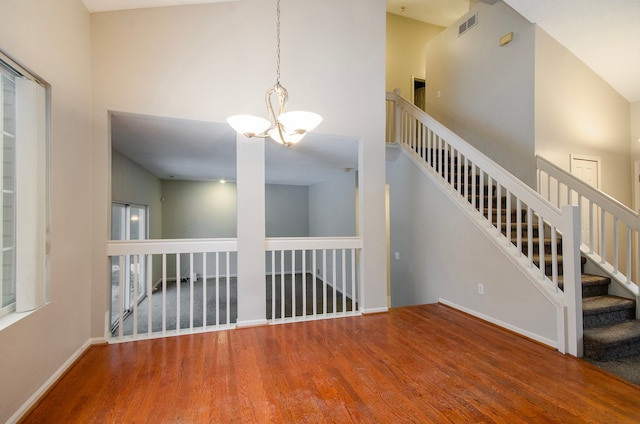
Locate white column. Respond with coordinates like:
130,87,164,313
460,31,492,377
236,134,267,327
562,205,583,357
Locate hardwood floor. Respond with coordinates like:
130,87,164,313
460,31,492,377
22,304,640,423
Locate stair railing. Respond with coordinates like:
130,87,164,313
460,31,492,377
537,156,640,318
386,89,583,356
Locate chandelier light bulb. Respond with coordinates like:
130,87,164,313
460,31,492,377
226,115,271,137
278,111,323,134
268,125,306,145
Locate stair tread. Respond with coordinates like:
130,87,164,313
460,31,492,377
583,295,635,315
530,254,586,263
557,273,610,286
584,320,640,345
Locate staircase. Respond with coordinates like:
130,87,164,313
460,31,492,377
388,89,640,359
434,148,640,361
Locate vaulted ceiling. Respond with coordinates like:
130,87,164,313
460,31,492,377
87,0,640,184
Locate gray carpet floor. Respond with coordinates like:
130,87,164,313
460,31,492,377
586,356,640,387
114,273,354,336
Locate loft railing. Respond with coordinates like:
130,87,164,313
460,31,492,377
106,236,362,342
107,238,238,342
386,89,582,356
265,237,362,323
537,156,640,317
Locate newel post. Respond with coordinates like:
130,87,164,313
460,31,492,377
561,205,583,357
393,88,402,145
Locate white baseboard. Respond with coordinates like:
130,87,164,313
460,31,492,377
236,318,268,328
361,306,389,314
8,338,99,424
438,298,557,349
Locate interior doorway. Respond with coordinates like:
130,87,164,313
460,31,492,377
412,77,425,111
570,154,601,249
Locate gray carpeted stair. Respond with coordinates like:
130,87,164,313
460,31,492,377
434,149,640,363
583,321,640,362
583,295,635,329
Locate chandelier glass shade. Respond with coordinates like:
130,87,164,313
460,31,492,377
227,0,322,146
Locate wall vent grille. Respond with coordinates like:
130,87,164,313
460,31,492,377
458,12,478,36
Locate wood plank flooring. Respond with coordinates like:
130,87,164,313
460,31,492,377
22,304,640,423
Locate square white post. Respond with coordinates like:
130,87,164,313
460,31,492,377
236,134,267,327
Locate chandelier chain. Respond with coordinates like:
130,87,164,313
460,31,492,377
275,0,281,84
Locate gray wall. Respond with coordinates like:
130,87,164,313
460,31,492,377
161,179,237,239
266,184,310,237
111,149,163,239
387,149,558,345
309,171,357,237
424,2,536,186
308,171,358,296
160,180,314,277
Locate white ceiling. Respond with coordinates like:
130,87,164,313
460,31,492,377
386,0,471,28
84,0,640,102
110,112,358,186
82,0,236,13
96,0,640,184
386,0,640,104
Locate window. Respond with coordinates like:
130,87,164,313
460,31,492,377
0,61,16,315
0,52,49,321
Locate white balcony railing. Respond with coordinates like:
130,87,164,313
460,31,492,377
107,238,238,342
266,237,362,323
107,237,363,342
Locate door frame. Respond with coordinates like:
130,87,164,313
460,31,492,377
570,154,602,189
569,154,601,251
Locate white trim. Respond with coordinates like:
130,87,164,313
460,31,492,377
361,306,388,314
438,298,558,350
7,339,94,424
0,308,34,332
236,318,268,328
569,154,602,189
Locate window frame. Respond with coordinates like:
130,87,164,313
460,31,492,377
0,50,50,323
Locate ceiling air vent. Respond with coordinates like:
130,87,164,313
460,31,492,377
458,12,478,36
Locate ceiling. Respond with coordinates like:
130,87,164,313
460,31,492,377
111,112,358,186
94,0,640,185
386,0,640,104
84,0,640,103
386,0,471,28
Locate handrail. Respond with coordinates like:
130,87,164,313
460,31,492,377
266,236,363,250
399,97,564,228
536,155,640,300
107,238,238,256
537,156,637,225
387,90,582,355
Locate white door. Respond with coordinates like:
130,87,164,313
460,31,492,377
111,202,148,327
570,155,600,249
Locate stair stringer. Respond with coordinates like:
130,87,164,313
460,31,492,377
396,143,568,352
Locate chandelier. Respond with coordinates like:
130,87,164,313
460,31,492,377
227,0,322,146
